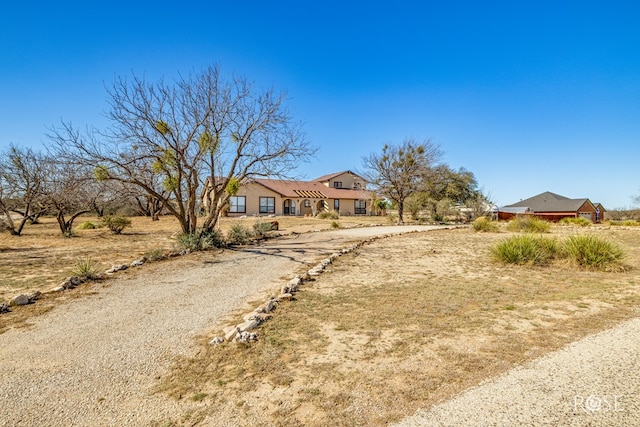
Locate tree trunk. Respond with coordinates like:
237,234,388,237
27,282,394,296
397,202,405,224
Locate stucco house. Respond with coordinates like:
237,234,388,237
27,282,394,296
498,191,605,223
208,170,377,217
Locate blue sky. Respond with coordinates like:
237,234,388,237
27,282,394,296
1,1,639,208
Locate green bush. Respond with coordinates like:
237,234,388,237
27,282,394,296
227,224,253,246
491,235,557,266
72,257,101,280
472,217,499,232
561,235,626,271
608,220,640,227
175,230,225,252
318,211,339,220
559,217,591,227
331,221,341,229
76,221,98,230
101,215,132,234
144,248,166,261
253,220,274,239
506,216,550,233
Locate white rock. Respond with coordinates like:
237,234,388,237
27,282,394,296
209,337,224,345
237,318,260,332
10,294,29,306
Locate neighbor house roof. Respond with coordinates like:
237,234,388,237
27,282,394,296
313,170,364,182
504,191,591,212
252,178,370,200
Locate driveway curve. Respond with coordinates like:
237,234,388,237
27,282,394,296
0,225,443,426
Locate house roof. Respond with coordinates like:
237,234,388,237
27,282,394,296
313,170,364,182
253,178,370,200
504,191,592,212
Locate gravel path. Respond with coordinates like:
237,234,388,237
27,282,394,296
0,225,438,427
393,317,640,427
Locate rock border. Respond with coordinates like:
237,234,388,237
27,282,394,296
209,232,406,345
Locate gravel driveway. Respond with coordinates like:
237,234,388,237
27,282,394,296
0,225,439,426
394,317,640,427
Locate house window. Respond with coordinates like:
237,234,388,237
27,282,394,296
229,196,246,213
304,200,311,208
333,181,342,188
259,197,275,214
284,199,295,215
334,199,340,210
354,200,366,215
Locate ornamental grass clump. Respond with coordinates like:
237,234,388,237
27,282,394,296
101,215,132,234
559,217,591,227
561,235,626,271
472,217,499,232
506,217,550,233
491,235,557,266
72,257,101,280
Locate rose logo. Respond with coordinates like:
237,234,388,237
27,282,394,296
585,395,602,412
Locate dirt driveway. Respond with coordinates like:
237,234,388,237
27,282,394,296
0,225,442,427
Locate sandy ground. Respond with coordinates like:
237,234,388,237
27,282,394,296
0,225,440,427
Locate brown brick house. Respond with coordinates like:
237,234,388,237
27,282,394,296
498,191,605,223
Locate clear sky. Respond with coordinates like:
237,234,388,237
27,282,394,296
2,1,639,208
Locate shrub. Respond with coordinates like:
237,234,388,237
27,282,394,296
76,221,98,230
560,235,626,271
72,257,101,280
318,211,339,220
608,220,640,227
331,221,341,229
506,216,550,233
253,220,274,239
144,248,166,261
101,215,132,234
472,217,499,232
227,224,253,246
175,230,225,251
559,217,591,227
491,235,557,266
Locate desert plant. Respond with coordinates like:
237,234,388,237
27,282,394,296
72,257,101,280
253,220,274,239
331,221,341,229
472,217,499,232
560,235,626,271
227,224,253,246
101,215,132,234
491,235,557,266
318,211,339,220
506,216,550,233
76,221,98,230
559,217,591,227
175,230,225,251
144,248,166,261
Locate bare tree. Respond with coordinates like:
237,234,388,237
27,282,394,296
362,138,442,224
40,158,93,236
0,145,46,235
50,65,314,235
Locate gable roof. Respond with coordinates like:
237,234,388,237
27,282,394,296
505,191,592,212
252,178,370,200
313,170,364,182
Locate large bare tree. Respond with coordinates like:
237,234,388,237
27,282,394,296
0,145,46,235
362,138,442,224
50,65,314,235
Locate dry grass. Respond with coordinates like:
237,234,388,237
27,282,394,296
156,225,640,426
0,214,388,302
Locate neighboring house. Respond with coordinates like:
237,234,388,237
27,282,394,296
208,170,377,217
498,191,605,223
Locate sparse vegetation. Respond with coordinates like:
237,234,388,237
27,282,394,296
330,221,340,229
76,221,98,230
506,216,551,233
608,220,640,227
226,224,253,246
472,217,499,232
175,230,225,252
144,248,166,261
559,217,591,227
317,211,339,220
101,215,132,234
252,220,274,239
72,257,101,280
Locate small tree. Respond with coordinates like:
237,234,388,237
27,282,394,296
0,145,47,235
362,138,442,224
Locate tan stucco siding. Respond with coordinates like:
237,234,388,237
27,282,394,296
229,183,283,216
322,172,366,190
